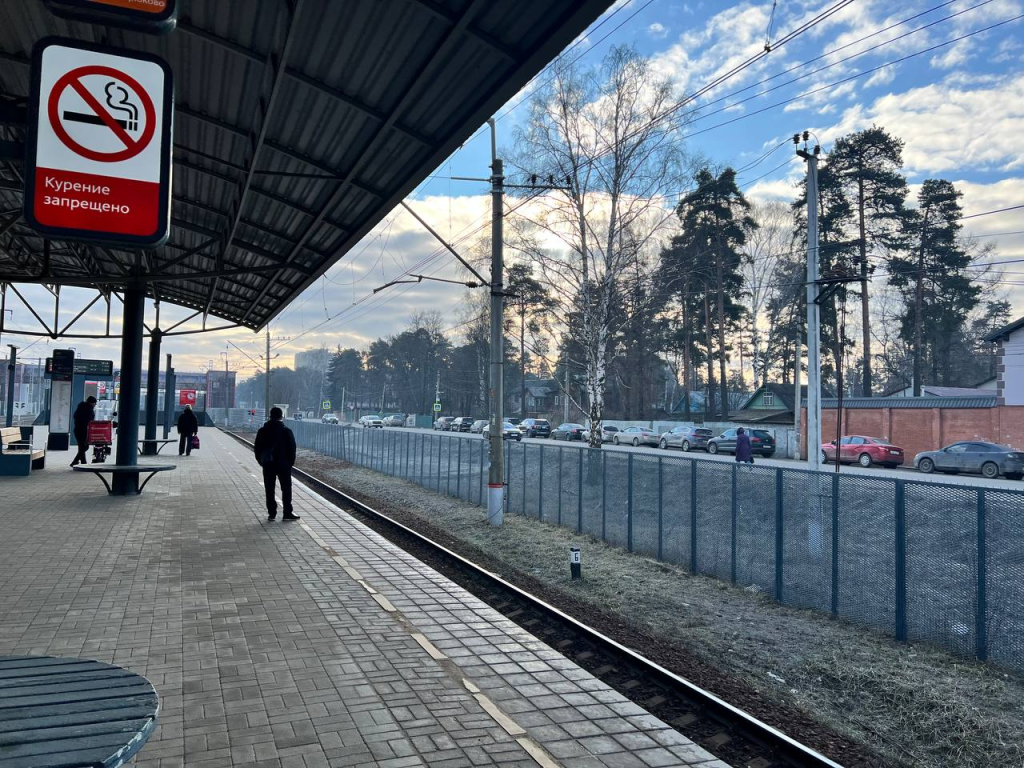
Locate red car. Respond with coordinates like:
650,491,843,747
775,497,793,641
821,435,905,468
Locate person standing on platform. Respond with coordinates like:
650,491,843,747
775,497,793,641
254,407,299,521
176,404,199,457
735,427,755,465
70,396,96,467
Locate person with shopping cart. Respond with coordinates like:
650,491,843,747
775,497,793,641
70,396,96,467
176,404,199,457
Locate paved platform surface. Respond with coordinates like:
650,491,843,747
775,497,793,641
0,428,727,768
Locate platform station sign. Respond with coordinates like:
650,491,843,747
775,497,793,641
25,38,173,247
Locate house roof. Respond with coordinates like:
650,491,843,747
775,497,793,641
884,384,996,398
983,315,1024,343
0,0,610,330
740,383,832,412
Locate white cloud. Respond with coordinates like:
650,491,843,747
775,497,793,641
817,73,1024,175
648,22,669,39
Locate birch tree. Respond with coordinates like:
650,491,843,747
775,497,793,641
510,45,685,446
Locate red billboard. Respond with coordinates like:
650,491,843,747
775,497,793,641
178,389,196,406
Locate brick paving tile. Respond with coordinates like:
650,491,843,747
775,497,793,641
0,429,727,767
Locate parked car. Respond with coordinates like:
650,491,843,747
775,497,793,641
659,426,713,452
914,441,1024,480
821,435,904,468
382,414,405,427
551,423,585,441
433,416,455,431
470,419,488,433
483,421,522,441
581,424,619,443
359,414,383,428
451,417,475,432
708,428,776,457
321,413,339,424
613,426,660,447
293,413,303,420
518,418,551,438
507,418,522,427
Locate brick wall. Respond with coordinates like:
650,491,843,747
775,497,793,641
801,405,1024,459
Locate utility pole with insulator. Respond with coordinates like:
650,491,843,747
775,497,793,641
796,131,822,470
487,118,505,526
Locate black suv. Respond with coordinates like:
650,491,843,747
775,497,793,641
450,417,475,433
518,418,551,438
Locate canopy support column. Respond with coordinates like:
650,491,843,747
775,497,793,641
142,330,162,454
113,285,145,494
162,354,173,439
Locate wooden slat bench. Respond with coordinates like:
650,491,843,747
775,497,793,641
0,655,159,768
73,464,175,494
0,427,45,476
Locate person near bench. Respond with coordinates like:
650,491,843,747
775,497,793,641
254,407,299,521
70,396,96,467
176,404,198,457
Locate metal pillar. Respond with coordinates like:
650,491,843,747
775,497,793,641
486,118,505,526
4,344,15,428
162,354,173,439
113,285,145,493
143,330,161,454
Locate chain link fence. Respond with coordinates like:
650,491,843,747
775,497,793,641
219,416,1024,672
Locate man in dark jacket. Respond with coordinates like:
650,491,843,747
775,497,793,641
735,427,754,465
254,407,299,521
176,404,199,456
70,396,96,466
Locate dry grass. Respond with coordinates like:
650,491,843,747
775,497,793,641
296,449,1024,768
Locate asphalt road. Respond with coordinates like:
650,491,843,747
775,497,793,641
340,423,1024,492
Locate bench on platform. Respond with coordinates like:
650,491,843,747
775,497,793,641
0,426,45,476
73,464,175,494
138,438,176,455
0,654,159,768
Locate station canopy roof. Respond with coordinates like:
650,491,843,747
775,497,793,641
0,0,610,330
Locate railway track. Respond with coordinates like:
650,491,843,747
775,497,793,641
225,429,846,768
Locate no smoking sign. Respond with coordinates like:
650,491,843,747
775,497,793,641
25,38,173,246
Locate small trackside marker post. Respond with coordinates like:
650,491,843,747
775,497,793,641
570,546,581,580
487,482,504,526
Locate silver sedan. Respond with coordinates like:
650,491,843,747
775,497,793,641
613,426,660,447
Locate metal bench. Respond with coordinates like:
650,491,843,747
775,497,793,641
0,654,159,768
0,426,45,476
73,464,175,494
138,438,176,455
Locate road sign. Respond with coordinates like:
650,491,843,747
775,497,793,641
433,402,442,412
322,400,331,410
44,0,177,34
25,38,173,247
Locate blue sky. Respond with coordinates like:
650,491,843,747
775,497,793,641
6,0,1023,374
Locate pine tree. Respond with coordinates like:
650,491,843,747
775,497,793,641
826,127,910,396
671,168,753,417
887,180,979,392
505,263,549,419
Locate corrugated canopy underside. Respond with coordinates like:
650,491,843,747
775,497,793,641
0,0,610,329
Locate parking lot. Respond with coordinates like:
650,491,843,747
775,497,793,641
345,423,1024,492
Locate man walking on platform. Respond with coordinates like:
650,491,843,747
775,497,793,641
176,404,199,456
70,396,96,467
254,407,299,521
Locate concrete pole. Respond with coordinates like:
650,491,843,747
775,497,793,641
143,330,161,454
487,118,505,526
5,344,15,428
800,147,823,471
162,354,173,439
264,328,271,419
793,331,802,460
113,285,145,493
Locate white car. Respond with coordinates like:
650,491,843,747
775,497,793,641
382,415,405,427
321,413,339,424
359,415,384,428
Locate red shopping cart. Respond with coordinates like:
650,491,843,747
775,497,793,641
87,420,113,463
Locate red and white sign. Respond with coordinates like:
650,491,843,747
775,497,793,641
25,38,172,246
179,390,197,406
